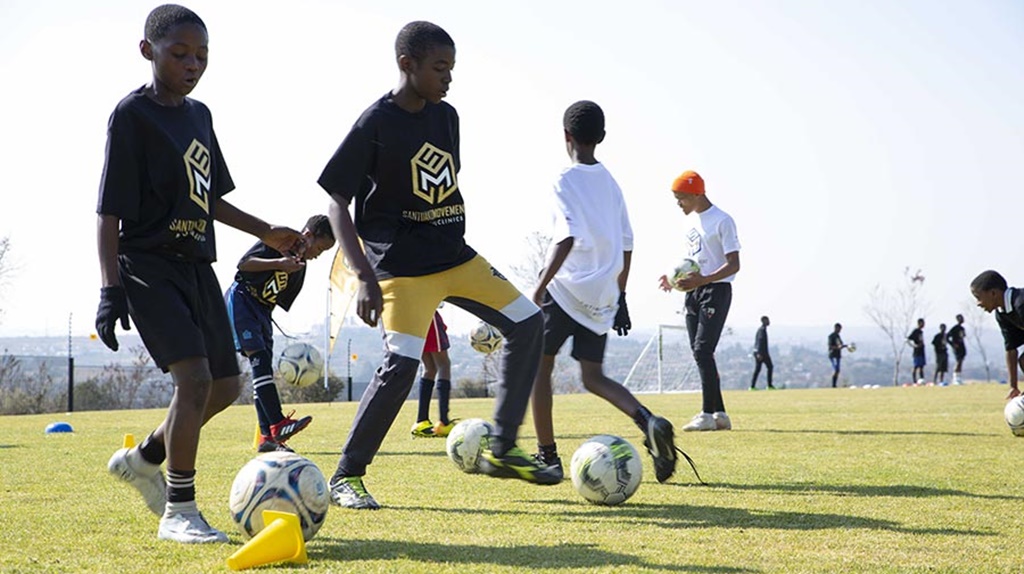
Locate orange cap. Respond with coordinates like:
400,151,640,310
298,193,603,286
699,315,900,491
671,171,705,195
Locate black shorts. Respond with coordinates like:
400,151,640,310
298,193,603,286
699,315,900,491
119,252,241,378
225,282,274,355
954,347,966,362
935,352,949,372
540,291,606,363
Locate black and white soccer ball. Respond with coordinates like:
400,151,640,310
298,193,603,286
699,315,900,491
228,451,329,541
1004,396,1024,437
277,342,323,388
570,435,643,505
469,322,503,354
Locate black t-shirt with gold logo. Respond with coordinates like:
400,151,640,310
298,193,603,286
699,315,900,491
97,87,234,263
317,93,475,279
233,242,306,311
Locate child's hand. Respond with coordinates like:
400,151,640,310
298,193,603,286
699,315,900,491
277,255,305,273
356,278,383,327
1007,387,1021,401
676,273,703,292
263,225,304,255
658,275,673,292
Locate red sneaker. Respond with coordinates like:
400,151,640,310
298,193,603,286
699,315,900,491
269,411,313,443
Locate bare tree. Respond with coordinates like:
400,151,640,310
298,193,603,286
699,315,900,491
962,302,993,383
508,231,551,292
864,267,928,385
0,236,11,323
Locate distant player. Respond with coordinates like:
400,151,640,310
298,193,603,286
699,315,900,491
97,5,303,543
946,313,967,384
317,21,560,510
970,270,1024,400
828,323,847,388
907,318,926,383
530,100,679,484
750,315,775,390
932,323,948,385
411,310,457,438
659,170,741,432
224,215,336,453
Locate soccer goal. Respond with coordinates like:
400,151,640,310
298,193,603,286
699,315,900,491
623,324,699,394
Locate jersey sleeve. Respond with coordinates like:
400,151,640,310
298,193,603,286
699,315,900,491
317,117,376,202
719,214,741,254
96,106,143,220
209,125,235,199
548,178,574,244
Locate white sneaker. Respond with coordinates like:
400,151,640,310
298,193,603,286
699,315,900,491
158,507,229,543
682,412,716,432
108,447,166,516
713,411,732,430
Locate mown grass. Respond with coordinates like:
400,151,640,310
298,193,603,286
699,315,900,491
0,383,1021,573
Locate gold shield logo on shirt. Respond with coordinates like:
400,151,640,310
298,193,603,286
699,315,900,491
183,139,212,214
410,142,458,205
262,271,289,304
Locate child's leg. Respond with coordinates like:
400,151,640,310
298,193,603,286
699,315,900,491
246,349,277,435
434,350,452,424
531,354,557,447
416,352,437,423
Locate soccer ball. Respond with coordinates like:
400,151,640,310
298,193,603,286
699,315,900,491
570,435,643,505
847,342,857,353
445,418,494,473
277,342,323,388
228,451,330,541
1004,396,1024,437
670,259,701,292
469,322,503,354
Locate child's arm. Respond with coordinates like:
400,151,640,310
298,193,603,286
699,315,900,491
214,198,304,256
238,255,304,274
1006,348,1021,399
676,251,740,292
95,214,130,351
531,237,573,306
328,197,382,326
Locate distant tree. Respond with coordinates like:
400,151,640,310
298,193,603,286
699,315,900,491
0,236,12,323
963,302,994,383
863,267,928,385
508,231,551,292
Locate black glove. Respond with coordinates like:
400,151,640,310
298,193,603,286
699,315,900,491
613,291,631,336
96,286,130,351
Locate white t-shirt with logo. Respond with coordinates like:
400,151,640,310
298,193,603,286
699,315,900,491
683,204,740,283
545,163,634,335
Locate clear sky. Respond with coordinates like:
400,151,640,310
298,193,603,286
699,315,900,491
1,0,1022,340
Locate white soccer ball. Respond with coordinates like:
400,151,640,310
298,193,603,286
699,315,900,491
671,259,701,292
847,342,857,353
445,418,494,473
1004,396,1024,437
469,322,503,354
570,435,643,505
277,342,323,388
228,451,330,541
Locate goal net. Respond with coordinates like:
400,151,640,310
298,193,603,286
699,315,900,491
623,324,700,394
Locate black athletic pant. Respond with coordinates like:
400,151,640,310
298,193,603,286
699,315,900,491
751,353,773,388
685,283,732,414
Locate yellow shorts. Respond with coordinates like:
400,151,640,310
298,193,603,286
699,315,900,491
379,255,538,358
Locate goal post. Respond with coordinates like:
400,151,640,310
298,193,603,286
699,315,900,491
623,324,699,394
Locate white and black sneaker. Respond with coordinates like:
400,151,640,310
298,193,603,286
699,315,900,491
107,447,166,516
329,475,381,510
158,505,229,543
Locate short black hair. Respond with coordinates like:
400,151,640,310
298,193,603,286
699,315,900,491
834,323,842,329
761,316,769,323
939,323,947,330
563,100,605,145
304,215,334,241
395,21,454,62
971,270,1007,292
145,4,206,41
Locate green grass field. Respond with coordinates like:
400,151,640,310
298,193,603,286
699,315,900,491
1,384,1021,573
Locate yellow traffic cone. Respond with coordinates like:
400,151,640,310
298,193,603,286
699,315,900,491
226,510,307,571
122,433,135,449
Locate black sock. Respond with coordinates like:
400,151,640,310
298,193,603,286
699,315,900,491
436,379,451,424
251,350,284,427
633,405,653,433
538,443,559,464
138,432,165,465
166,468,196,503
416,378,435,422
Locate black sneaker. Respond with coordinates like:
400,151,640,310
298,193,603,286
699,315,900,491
480,443,562,485
257,436,295,453
534,453,564,483
643,416,678,483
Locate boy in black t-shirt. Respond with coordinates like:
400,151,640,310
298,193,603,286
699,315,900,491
907,318,926,383
828,323,847,388
971,270,1024,400
317,21,560,510
946,314,967,384
225,215,335,453
97,5,303,544
932,323,949,385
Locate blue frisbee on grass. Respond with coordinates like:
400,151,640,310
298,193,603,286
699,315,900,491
45,422,73,434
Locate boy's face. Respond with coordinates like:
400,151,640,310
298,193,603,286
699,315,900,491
405,45,454,104
141,22,209,98
672,191,701,215
972,287,1003,313
301,235,336,261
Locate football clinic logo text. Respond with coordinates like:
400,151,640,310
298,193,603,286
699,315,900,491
183,139,212,214
686,228,702,258
410,142,458,205
261,271,289,304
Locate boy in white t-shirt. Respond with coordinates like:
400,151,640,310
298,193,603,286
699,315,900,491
659,171,741,431
531,101,681,484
